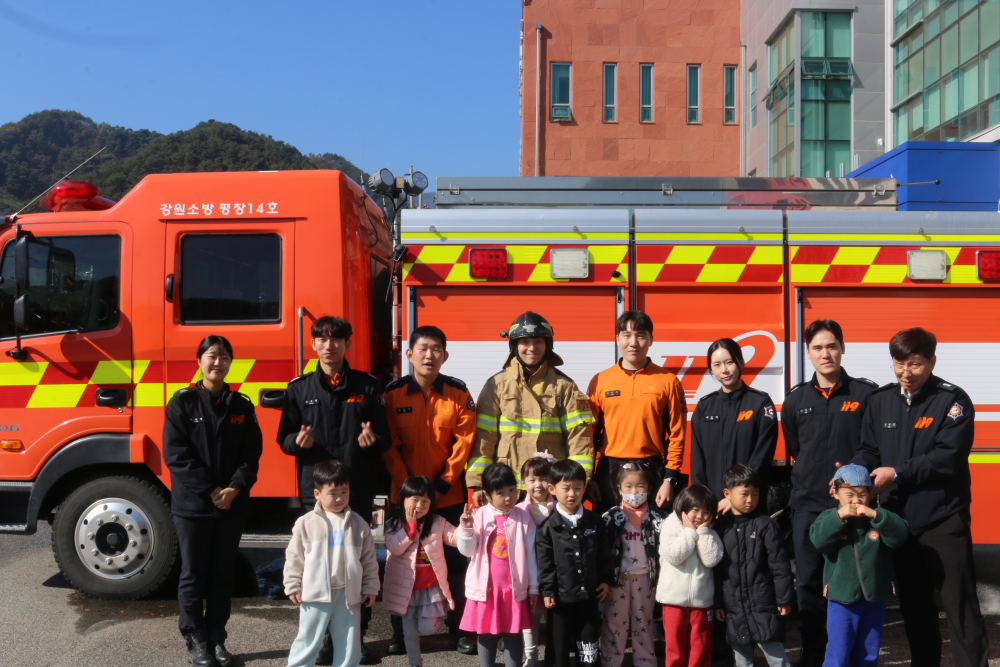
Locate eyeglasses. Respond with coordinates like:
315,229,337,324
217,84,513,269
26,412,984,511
891,362,925,373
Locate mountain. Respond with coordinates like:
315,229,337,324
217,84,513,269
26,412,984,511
0,110,372,213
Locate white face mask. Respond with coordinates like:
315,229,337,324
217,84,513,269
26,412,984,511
622,492,647,508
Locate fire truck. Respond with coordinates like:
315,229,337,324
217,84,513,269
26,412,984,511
2,171,1000,601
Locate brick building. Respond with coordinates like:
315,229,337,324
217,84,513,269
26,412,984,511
519,0,743,177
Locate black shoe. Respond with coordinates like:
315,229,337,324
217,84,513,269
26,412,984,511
316,631,333,666
207,629,234,667
456,635,478,655
185,630,216,667
387,636,407,655
359,643,380,665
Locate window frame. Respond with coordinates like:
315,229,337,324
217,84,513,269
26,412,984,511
687,64,701,123
603,63,617,122
724,65,738,124
550,62,573,121
640,63,654,122
749,64,759,128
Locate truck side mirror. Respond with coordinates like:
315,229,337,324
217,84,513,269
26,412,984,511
13,295,28,330
13,236,29,289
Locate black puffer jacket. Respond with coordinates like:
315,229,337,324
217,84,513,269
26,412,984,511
714,511,794,646
537,509,614,603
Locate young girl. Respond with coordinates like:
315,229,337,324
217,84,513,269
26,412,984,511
383,476,473,667
516,454,557,667
655,484,724,667
458,462,539,667
600,461,668,667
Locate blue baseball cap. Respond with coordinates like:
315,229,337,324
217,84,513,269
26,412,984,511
833,464,872,489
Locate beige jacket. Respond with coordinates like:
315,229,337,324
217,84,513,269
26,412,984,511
655,513,724,609
467,359,595,489
283,504,380,605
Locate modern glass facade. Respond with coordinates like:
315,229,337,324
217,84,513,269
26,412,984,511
893,0,1000,142
768,22,796,176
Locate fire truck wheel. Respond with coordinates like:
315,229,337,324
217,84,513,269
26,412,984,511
51,475,178,600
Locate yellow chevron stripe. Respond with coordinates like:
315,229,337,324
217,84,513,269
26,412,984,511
665,246,714,264
402,232,626,241
637,233,783,241
134,383,165,407
696,264,745,282
831,247,879,265
27,384,87,408
789,234,1000,242
862,265,908,283
747,246,783,264
0,361,48,386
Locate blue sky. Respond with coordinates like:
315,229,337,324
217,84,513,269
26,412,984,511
0,1,523,188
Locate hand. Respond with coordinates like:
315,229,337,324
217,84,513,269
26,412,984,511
829,461,843,498
363,594,376,608
530,594,539,612
459,503,475,528
870,467,896,497
595,583,611,602
471,488,488,509
405,503,419,523
715,609,726,621
585,480,602,504
682,511,695,529
289,592,302,605
358,422,376,448
296,425,314,449
544,596,556,609
778,605,791,616
856,505,877,520
656,479,674,507
213,487,239,509
716,497,732,517
210,487,224,502
837,504,855,520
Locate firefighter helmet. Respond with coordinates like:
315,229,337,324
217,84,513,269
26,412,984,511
503,311,564,367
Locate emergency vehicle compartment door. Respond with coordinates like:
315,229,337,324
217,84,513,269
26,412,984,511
163,222,296,497
0,222,133,482
411,286,618,399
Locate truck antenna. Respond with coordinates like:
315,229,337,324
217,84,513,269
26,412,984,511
12,146,108,219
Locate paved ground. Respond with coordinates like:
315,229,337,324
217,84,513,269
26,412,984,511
4,524,1000,667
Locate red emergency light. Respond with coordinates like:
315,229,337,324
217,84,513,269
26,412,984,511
469,248,508,278
977,250,1000,281
40,180,116,213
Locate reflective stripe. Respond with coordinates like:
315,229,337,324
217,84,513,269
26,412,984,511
561,410,596,427
498,417,563,433
568,455,595,470
468,457,492,470
476,415,497,429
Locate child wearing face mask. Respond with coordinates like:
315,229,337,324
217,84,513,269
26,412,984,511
516,454,557,667
600,461,668,667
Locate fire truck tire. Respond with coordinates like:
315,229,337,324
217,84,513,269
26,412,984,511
51,475,178,600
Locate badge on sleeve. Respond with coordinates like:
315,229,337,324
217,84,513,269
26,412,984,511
764,406,775,419
948,403,964,420
868,531,880,542
467,396,476,411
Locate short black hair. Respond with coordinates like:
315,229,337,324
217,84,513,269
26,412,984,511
614,459,656,489
706,338,745,371
196,335,233,360
890,327,937,361
723,463,761,490
482,463,518,495
313,459,350,488
804,319,845,346
311,316,353,340
673,484,718,519
549,459,587,486
615,311,654,337
410,325,447,350
385,476,437,539
521,456,553,481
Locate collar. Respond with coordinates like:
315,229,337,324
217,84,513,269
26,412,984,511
487,503,512,518
404,373,445,396
618,358,652,375
510,358,549,383
556,503,584,527
317,360,351,391
194,381,230,405
718,382,748,402
810,370,849,398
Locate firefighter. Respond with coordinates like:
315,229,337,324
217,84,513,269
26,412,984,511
466,311,595,505
780,319,878,667
162,335,263,667
586,310,686,515
277,315,390,666
690,338,778,509
851,328,989,667
382,325,478,656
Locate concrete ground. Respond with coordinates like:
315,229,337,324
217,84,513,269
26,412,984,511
4,524,1000,667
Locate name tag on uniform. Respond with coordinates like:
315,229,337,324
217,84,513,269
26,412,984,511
305,399,319,405
396,406,412,414
799,407,813,415
704,415,720,421
190,417,204,423
605,390,621,397
883,422,897,429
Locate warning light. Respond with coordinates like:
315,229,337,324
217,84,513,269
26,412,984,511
906,249,947,280
0,440,22,451
977,250,1000,281
40,181,116,213
469,248,508,278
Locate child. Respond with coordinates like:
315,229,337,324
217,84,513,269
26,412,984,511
516,454,557,667
809,464,908,667
655,484,724,667
536,459,614,667
383,476,473,667
601,460,668,667
458,462,539,667
284,460,379,667
713,464,794,667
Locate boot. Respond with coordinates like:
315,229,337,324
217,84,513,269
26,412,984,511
315,631,334,666
208,628,234,667
359,642,380,665
185,629,216,667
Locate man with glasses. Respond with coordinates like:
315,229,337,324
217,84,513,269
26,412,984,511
852,328,988,667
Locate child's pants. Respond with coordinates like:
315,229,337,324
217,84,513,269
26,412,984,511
479,633,524,667
523,600,546,663
824,599,886,667
287,589,361,667
733,642,791,667
401,614,445,667
547,599,601,667
601,574,657,667
662,605,713,667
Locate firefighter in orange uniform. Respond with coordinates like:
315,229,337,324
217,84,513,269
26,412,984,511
382,325,478,656
587,311,686,515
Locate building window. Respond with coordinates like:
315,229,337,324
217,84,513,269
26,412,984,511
604,63,617,122
771,21,794,83
768,69,795,176
801,79,852,177
181,234,281,323
687,65,701,123
640,64,653,122
724,65,738,123
749,65,758,128
551,63,571,121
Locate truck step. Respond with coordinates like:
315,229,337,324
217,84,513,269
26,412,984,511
0,523,29,532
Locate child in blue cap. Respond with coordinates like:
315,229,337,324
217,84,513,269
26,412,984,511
809,464,909,667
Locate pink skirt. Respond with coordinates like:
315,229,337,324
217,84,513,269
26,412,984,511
459,588,533,635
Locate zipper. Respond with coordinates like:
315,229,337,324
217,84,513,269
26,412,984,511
853,539,869,600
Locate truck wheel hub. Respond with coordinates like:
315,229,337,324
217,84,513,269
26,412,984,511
75,498,154,579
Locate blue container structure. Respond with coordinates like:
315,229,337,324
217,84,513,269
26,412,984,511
847,141,1000,211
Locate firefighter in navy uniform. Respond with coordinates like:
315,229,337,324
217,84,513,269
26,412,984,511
852,328,989,667
277,315,391,666
780,320,878,667
163,336,263,667
690,338,778,508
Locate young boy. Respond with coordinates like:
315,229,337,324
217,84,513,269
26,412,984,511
284,460,380,667
714,464,794,667
536,459,614,667
809,464,909,667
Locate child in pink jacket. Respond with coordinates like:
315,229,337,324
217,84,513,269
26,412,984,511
516,454,557,667
458,462,539,667
383,476,472,667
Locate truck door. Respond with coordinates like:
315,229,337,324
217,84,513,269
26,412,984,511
162,221,297,496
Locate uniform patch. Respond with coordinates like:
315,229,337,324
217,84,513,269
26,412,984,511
948,403,964,420
305,399,319,406
841,401,860,412
605,390,621,397
230,415,245,424
396,406,413,414
868,531,880,542
190,417,204,423
763,407,775,419
798,407,813,415
704,415,720,421
883,422,897,429
467,397,476,411
737,410,755,422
